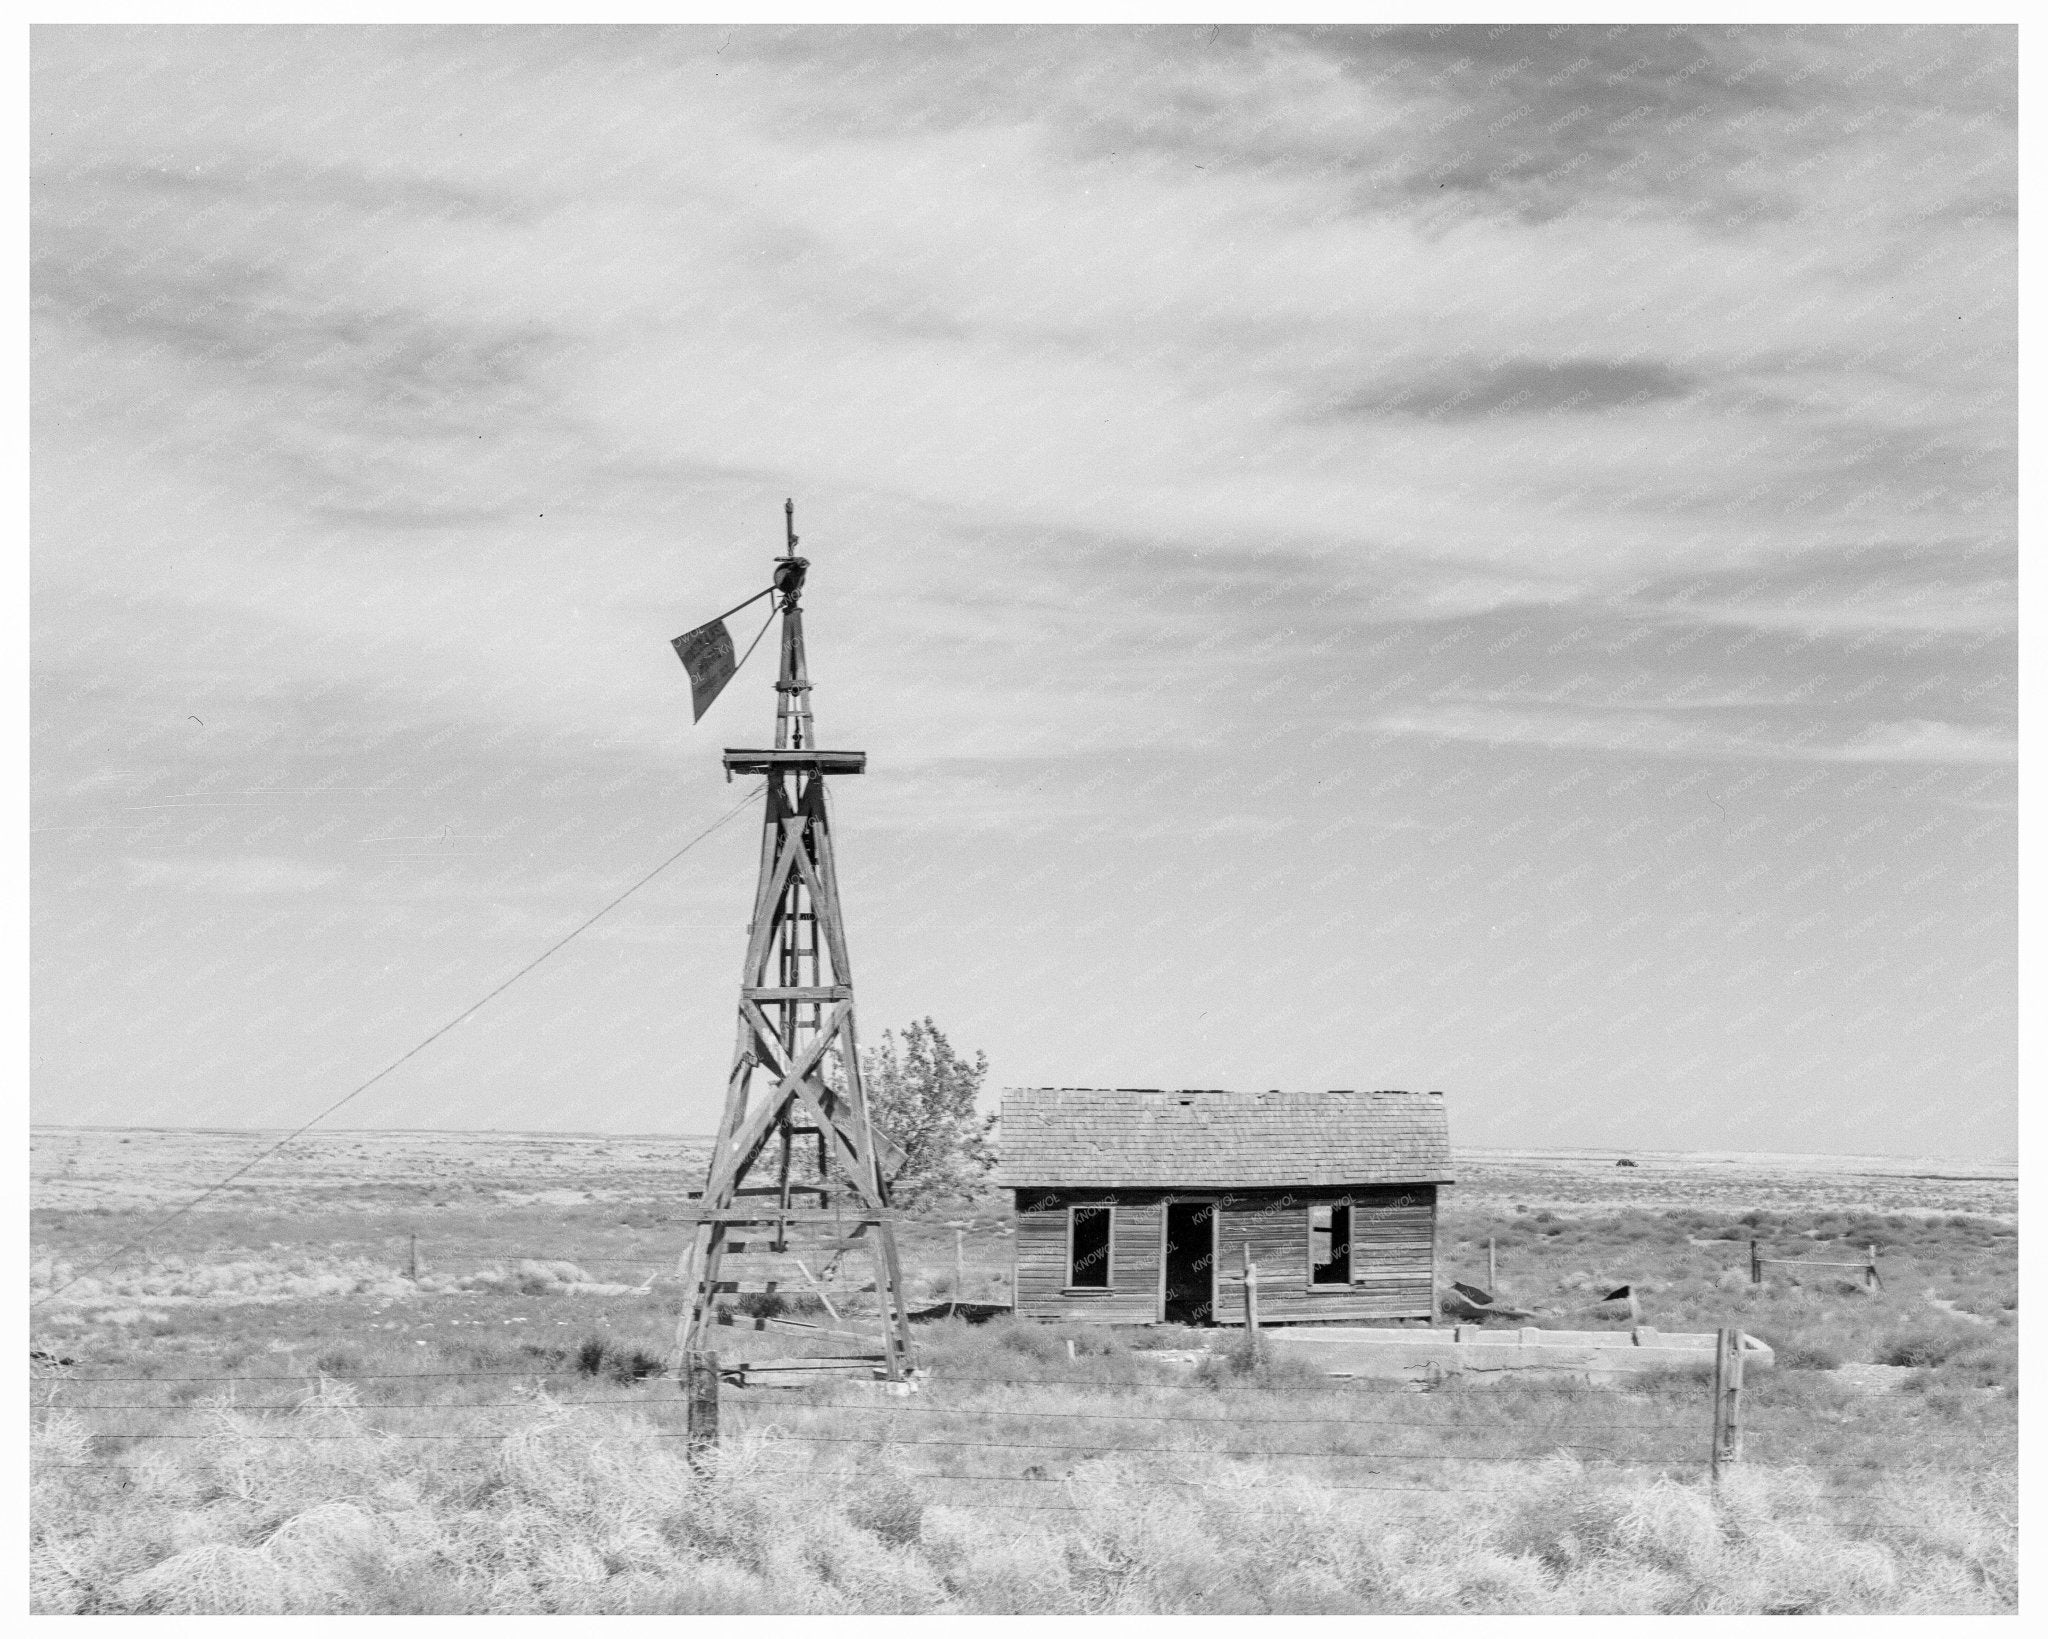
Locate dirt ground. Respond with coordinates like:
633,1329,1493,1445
29,1125,2017,1618
1447,1146,2014,1221
30,1125,2012,1362
28,1126,715,1216
31,1127,2015,1219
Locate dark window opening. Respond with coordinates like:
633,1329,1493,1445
1310,1201,1351,1285
1069,1206,1112,1288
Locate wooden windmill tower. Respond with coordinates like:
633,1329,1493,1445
674,502,916,1380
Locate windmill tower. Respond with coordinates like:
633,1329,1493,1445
675,503,915,1380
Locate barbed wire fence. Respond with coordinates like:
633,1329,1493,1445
31,1345,2015,1514
30,1187,2011,1511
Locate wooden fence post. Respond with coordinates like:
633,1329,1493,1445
408,1233,419,1282
686,1350,720,1471
1487,1236,1497,1297
1242,1240,1260,1355
1864,1246,1882,1292
953,1227,965,1319
1710,1326,1744,1482
1748,1239,1762,1284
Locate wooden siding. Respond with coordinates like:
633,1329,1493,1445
1013,1193,1164,1325
1012,1185,1436,1325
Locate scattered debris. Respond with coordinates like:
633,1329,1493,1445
1596,1284,1643,1323
905,1300,1011,1324
1441,1282,1535,1322
1131,1348,1205,1368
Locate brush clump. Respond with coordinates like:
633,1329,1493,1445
30,1400,2014,1614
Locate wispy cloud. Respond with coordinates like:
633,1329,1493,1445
1325,358,1695,422
1829,720,2017,764
1616,540,2016,637
1367,706,2013,764
30,26,2015,1151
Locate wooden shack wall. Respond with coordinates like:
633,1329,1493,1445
1010,1184,1437,1325
1013,1190,1164,1325
1215,1186,1436,1324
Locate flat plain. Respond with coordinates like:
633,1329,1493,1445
30,1127,2018,1614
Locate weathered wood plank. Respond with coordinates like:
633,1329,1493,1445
721,1355,886,1374
720,749,867,775
1014,1194,1163,1321
1011,1186,1436,1325
741,985,852,1003
679,1211,893,1226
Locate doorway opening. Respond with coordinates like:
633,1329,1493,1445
1163,1200,1217,1325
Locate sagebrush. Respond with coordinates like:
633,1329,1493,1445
30,1392,2015,1614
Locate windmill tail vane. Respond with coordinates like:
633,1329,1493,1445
668,498,816,723
670,501,917,1382
670,585,774,724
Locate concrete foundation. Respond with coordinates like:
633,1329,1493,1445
1263,1324,1773,1383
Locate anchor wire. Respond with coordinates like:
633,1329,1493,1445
33,783,766,1310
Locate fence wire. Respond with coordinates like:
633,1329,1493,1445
30,1364,2007,1489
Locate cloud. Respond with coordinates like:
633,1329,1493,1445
1628,599,2015,637
1829,720,2017,764
123,856,341,894
1616,540,2017,636
27,26,2016,1153
1326,357,1694,421
1300,24,2014,226
1366,706,2012,764
32,157,577,526
32,26,2015,631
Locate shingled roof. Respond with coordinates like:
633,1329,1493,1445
992,1088,1453,1189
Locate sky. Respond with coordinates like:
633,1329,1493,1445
31,24,2016,1159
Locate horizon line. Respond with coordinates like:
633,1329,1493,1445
27,1123,2016,1173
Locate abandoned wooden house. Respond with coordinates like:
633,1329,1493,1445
995,1087,1453,1327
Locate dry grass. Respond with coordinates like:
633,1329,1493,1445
30,1130,2018,1613
28,1314,2017,1614
30,1386,2014,1614
1441,1201,2018,1394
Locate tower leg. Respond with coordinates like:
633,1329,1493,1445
872,1222,916,1380
676,1221,735,1355
674,1226,709,1356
